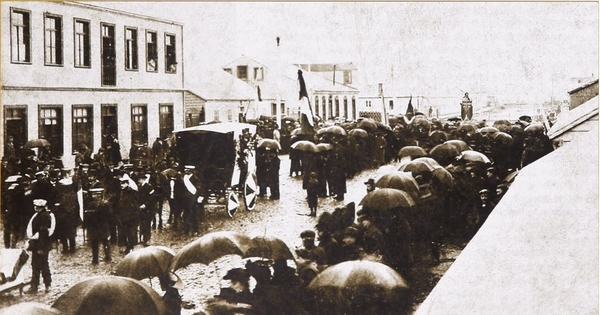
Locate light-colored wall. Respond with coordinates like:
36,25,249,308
2,89,185,167
2,1,184,90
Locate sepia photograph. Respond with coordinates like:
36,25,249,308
0,1,598,315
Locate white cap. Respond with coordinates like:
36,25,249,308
184,165,195,170
33,199,47,207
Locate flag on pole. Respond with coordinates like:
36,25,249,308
405,95,415,120
298,70,315,136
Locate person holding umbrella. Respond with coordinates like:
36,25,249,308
25,199,56,294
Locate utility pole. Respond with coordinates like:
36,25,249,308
379,83,388,125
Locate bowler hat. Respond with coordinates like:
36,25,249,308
223,268,249,281
300,230,316,239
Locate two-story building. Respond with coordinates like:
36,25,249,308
2,1,185,166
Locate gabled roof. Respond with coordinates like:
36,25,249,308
547,95,599,139
567,78,599,95
185,68,257,101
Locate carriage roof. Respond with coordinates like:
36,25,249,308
174,122,257,138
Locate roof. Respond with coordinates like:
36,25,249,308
185,68,257,101
547,95,599,139
567,78,599,95
173,122,257,137
415,122,598,315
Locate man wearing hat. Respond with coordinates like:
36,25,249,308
295,230,326,267
25,199,56,293
179,165,205,235
364,178,376,193
86,188,112,264
117,176,139,254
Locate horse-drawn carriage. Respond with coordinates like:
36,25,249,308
172,122,259,217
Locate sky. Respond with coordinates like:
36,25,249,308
90,2,598,103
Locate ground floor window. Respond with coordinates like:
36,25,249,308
101,104,118,147
39,105,63,156
159,104,174,139
72,105,93,153
4,105,28,154
131,104,148,146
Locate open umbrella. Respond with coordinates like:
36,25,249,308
308,260,410,315
374,171,420,200
431,167,454,191
397,146,428,159
290,140,319,153
0,302,62,315
23,139,51,149
492,119,512,132
398,159,437,174
459,150,491,164
493,132,514,147
257,139,282,151
316,143,333,152
325,125,347,136
478,126,500,137
115,246,175,280
52,276,168,315
444,139,471,152
359,188,416,212
170,231,252,271
524,122,546,134
316,127,330,136
245,235,295,261
429,143,460,165
282,116,297,122
357,119,378,132
457,124,476,134
348,128,368,139
429,130,448,145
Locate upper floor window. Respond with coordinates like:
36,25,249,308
11,8,31,63
125,27,138,70
366,100,372,107
44,14,63,66
165,33,177,73
254,67,264,80
146,31,158,72
389,100,394,110
237,66,248,80
74,19,90,67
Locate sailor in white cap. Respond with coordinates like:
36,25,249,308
25,199,56,294
181,164,204,235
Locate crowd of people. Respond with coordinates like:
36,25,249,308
1,112,554,313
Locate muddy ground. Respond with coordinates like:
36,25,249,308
0,156,467,314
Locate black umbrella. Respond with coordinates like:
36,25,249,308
170,231,252,271
348,128,368,139
359,188,416,212
398,146,428,159
308,260,410,315
374,171,420,200
429,143,460,165
52,276,168,315
291,140,319,153
23,139,51,149
115,246,175,280
357,119,378,132
257,139,282,151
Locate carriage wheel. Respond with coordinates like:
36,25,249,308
244,172,258,211
227,190,239,218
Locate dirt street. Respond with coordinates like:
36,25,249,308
0,156,466,314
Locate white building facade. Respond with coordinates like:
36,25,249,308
2,1,185,167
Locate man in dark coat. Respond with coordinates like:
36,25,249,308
117,176,139,254
265,151,280,200
179,165,205,235
54,175,81,253
85,188,111,264
25,199,56,294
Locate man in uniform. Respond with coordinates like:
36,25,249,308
25,199,56,293
180,165,204,235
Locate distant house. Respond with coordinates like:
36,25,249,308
184,69,257,126
1,1,185,165
223,56,359,123
567,78,598,109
